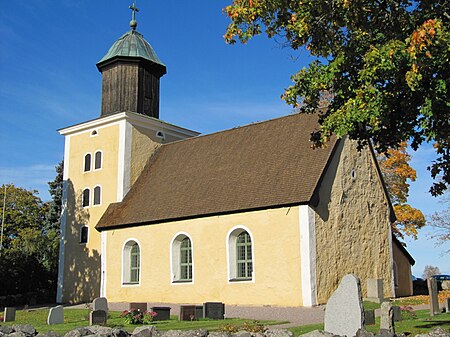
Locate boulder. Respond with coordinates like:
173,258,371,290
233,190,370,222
264,329,293,337
11,325,36,337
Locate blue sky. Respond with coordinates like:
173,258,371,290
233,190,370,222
0,0,448,276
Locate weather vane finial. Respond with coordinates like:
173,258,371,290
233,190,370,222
129,1,139,30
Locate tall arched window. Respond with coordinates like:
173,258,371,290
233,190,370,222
94,151,102,170
84,153,92,172
122,240,140,285
171,233,193,283
236,231,252,279
227,227,254,281
93,186,101,206
82,188,90,207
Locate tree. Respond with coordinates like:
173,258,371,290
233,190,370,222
422,265,441,279
429,197,450,253
377,142,426,239
224,0,450,195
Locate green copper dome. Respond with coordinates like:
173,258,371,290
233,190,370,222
97,30,166,76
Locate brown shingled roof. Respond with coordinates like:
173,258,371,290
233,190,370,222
96,113,338,231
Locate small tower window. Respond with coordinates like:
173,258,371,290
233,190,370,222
82,188,90,207
84,154,92,172
91,130,98,136
94,151,102,170
80,226,89,244
93,186,101,206
156,131,165,140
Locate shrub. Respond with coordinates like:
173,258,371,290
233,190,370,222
120,309,157,324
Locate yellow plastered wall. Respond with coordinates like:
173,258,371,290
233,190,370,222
62,123,120,303
104,206,305,307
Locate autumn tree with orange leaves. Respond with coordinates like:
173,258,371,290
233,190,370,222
377,142,426,239
224,0,450,196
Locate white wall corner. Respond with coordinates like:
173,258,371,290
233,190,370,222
100,231,107,297
299,205,317,306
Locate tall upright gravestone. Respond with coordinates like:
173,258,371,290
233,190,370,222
427,278,440,316
47,305,64,325
93,297,108,313
3,307,16,322
324,274,364,337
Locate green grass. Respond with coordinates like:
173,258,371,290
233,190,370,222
288,310,450,337
363,301,381,311
0,309,285,335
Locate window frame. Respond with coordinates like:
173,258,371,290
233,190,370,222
82,188,90,208
170,232,194,284
93,185,102,206
122,239,141,286
80,225,89,244
94,150,103,171
83,153,92,173
227,226,254,283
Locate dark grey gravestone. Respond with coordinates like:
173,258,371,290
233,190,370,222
90,310,107,326
179,305,196,321
445,298,450,313
150,307,171,321
203,302,225,319
4,307,16,322
130,302,147,313
427,278,440,316
324,274,364,337
364,310,375,325
393,306,402,322
195,306,204,319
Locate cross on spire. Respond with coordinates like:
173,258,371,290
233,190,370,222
129,1,139,30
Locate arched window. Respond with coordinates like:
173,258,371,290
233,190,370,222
84,153,92,172
82,188,90,207
94,151,102,170
228,227,253,281
93,186,101,206
80,226,88,244
171,233,193,283
123,240,140,285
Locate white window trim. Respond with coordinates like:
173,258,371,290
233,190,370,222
82,187,90,208
94,150,103,171
121,238,141,287
170,232,194,284
226,225,255,283
83,152,92,173
79,225,89,244
92,185,102,207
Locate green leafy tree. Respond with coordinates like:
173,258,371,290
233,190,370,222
224,0,450,195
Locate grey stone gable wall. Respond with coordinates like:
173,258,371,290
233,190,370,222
313,137,393,304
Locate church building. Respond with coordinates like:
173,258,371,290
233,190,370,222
57,4,414,310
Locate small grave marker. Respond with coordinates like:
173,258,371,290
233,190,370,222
90,310,107,325
365,279,385,303
130,302,147,313
47,305,64,325
151,307,171,321
364,310,375,325
179,305,196,321
3,307,16,322
195,306,204,319
445,298,450,313
380,302,395,334
93,297,108,313
203,302,225,319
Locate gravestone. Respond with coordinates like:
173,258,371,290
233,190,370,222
47,305,64,325
3,307,16,322
445,298,450,313
380,302,395,334
427,278,440,316
130,302,147,313
365,279,385,303
393,306,402,322
324,274,364,337
90,310,107,325
195,306,204,319
203,302,225,319
364,310,375,325
151,307,171,321
179,305,196,321
93,297,108,313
